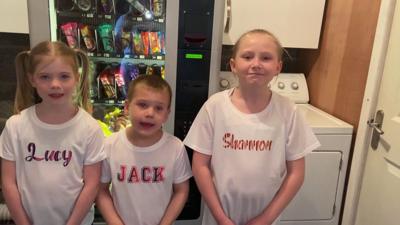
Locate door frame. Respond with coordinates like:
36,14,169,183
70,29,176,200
341,0,397,225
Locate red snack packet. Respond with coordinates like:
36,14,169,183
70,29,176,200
61,22,78,48
141,31,150,56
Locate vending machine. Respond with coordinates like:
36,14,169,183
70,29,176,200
26,0,224,224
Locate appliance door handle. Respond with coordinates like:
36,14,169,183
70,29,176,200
224,0,232,33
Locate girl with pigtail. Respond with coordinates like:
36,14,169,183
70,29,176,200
0,41,105,225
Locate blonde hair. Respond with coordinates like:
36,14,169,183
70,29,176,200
14,41,91,114
231,29,284,60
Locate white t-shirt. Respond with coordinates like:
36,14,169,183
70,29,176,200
0,105,106,225
101,130,192,225
184,89,320,225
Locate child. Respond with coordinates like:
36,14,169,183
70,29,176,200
96,75,192,225
184,29,321,225
0,41,105,225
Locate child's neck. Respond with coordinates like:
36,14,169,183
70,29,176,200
35,103,78,124
126,127,163,148
231,86,272,114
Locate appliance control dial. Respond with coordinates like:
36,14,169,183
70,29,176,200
278,81,285,89
219,79,230,89
291,82,299,90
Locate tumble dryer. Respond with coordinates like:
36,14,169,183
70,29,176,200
270,73,353,225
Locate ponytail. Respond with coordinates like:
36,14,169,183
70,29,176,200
74,49,92,113
14,51,40,114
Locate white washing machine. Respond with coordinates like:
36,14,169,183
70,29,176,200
270,73,353,225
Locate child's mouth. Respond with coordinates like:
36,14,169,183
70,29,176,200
49,93,64,98
140,122,154,128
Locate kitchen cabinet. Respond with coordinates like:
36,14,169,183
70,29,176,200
223,0,326,48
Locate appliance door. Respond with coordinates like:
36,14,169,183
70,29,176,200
281,151,342,222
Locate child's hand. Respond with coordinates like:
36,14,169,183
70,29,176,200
217,217,236,225
245,216,271,225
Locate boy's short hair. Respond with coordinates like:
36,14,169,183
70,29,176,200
127,75,172,107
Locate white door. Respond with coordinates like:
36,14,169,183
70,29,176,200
354,1,400,224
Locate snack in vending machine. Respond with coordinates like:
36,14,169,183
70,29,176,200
98,23,115,53
79,24,96,51
158,31,165,55
89,61,98,98
150,64,162,77
137,63,148,75
99,0,114,14
61,22,79,48
149,31,160,54
132,30,144,55
76,0,92,11
151,0,164,17
120,60,139,92
141,31,150,56
99,66,116,98
112,65,127,99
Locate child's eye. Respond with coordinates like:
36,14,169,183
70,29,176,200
60,73,72,80
39,74,50,80
137,102,147,108
242,55,252,60
155,105,164,111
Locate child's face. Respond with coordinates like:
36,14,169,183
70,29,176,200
125,84,170,138
230,33,282,88
30,56,78,107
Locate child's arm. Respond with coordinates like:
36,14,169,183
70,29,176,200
66,162,101,225
95,183,125,225
1,159,32,225
158,180,189,225
245,157,305,225
192,152,236,225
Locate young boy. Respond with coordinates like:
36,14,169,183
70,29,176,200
96,75,192,225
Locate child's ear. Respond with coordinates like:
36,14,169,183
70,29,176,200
124,100,130,115
229,58,236,74
276,60,283,74
28,73,36,87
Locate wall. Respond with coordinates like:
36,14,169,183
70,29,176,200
298,0,381,130
0,0,29,33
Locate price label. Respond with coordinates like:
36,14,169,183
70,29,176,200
137,17,143,21
104,53,110,57
159,19,164,23
157,56,162,60
86,13,94,18
139,55,145,59
105,15,112,19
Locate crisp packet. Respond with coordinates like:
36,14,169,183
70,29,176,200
113,66,127,99
79,24,96,51
132,30,144,55
61,22,78,48
149,31,160,54
98,23,114,53
99,67,116,98
141,31,150,56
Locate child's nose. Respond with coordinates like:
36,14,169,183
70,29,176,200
251,58,262,68
50,79,62,88
145,107,155,117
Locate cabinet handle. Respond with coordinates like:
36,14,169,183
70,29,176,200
224,0,232,33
